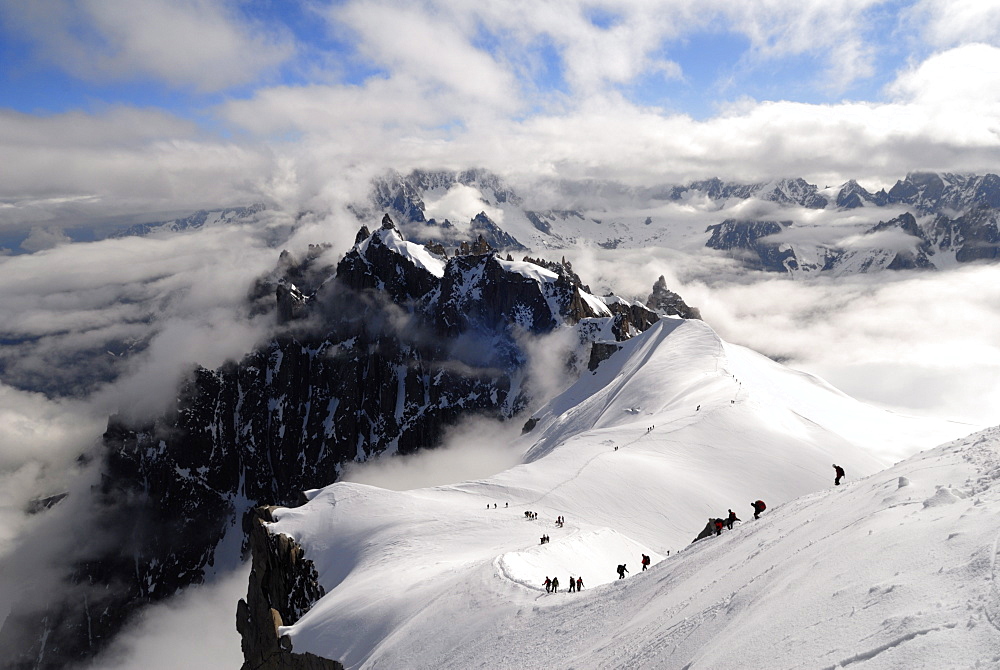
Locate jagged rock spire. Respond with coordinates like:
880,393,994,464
355,225,371,245
381,213,396,230
646,275,702,320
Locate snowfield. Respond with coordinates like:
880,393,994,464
265,319,994,669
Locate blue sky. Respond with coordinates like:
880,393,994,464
1,0,999,236
0,1,913,120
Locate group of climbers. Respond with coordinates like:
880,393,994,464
518,460,849,594
544,575,583,593
697,465,848,542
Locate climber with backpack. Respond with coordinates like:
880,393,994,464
751,500,766,519
833,464,846,486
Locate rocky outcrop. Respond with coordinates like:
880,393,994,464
588,341,623,371
237,507,341,670
705,220,799,272
645,276,701,320
930,206,1000,263
336,215,439,304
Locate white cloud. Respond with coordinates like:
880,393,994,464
721,0,886,89
555,245,1000,428
20,226,71,252
342,417,523,490
888,43,1000,108
0,107,274,234
85,566,248,670
423,183,504,228
334,2,522,112
911,0,1000,49
2,0,293,91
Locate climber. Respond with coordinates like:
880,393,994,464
726,509,740,530
568,575,576,592
552,576,559,593
751,500,766,519
833,464,846,486
714,518,724,536
617,564,628,579
641,554,650,571
543,576,552,593
576,576,583,590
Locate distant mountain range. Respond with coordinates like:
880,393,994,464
110,170,1000,277
361,169,1000,275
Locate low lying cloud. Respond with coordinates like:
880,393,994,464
341,416,524,491
838,228,924,253
423,184,505,230
558,244,1000,428
83,566,249,670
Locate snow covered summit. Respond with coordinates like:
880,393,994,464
243,318,982,669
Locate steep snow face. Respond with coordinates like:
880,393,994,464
357,227,446,278
264,320,980,669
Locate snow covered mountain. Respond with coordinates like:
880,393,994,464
108,203,268,238
359,169,1000,276
239,317,981,669
0,216,699,669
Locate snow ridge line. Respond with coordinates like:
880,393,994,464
522,424,665,507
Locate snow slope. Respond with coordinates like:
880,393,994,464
264,319,985,669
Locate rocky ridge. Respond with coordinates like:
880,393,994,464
0,215,690,669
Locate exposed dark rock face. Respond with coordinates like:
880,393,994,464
931,206,1000,263
823,213,935,273
836,179,878,209
525,211,554,234
675,177,827,208
705,219,799,272
588,341,624,371
237,507,342,670
24,492,68,514
645,276,702,320
336,215,439,304
469,212,528,251
884,172,1000,214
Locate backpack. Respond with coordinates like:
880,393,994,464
755,500,766,511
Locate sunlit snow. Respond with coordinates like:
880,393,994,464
262,319,991,669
